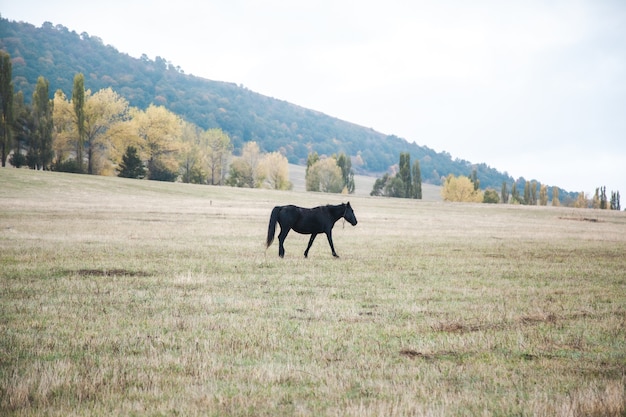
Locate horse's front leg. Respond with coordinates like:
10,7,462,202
304,233,317,258
325,231,338,257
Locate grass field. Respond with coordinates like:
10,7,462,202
1,167,625,416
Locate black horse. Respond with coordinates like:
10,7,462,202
266,202,358,258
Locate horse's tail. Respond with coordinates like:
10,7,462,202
266,206,281,248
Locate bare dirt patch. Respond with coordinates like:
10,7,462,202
74,268,150,277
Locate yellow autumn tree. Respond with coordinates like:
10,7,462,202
574,192,588,208
178,121,207,184
227,141,262,188
202,128,232,185
53,87,133,175
258,151,292,190
83,88,130,175
441,174,483,202
241,141,263,185
130,104,182,181
539,184,548,206
52,90,75,168
306,157,343,193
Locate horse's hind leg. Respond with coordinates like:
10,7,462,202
304,233,317,258
278,228,290,258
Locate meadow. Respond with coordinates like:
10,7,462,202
1,167,625,416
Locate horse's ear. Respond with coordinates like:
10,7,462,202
346,202,351,207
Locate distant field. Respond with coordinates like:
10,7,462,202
1,168,625,416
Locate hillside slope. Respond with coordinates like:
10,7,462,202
0,17,572,198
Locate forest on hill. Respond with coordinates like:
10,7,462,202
0,16,574,197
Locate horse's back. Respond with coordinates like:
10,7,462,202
276,205,301,223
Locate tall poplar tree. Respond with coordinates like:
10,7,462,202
412,160,422,199
399,152,412,198
539,184,548,206
72,73,86,173
511,182,520,204
524,180,531,205
610,191,621,211
470,168,480,191
305,151,320,191
530,180,538,205
9,91,31,168
552,187,560,206
336,152,355,194
29,76,54,169
0,51,13,167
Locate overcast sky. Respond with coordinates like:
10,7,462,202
3,0,626,199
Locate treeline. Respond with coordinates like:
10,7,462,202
0,61,292,189
571,187,621,210
1,18,609,203
366,150,622,210
440,172,621,210
370,152,422,199
1,17,549,194
0,18,441,175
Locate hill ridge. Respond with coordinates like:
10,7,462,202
0,17,573,198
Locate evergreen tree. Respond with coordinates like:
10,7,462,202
399,152,412,198
411,160,422,199
72,73,86,173
118,145,145,179
0,51,13,167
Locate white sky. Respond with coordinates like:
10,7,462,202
3,0,626,199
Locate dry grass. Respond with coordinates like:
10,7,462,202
1,168,625,416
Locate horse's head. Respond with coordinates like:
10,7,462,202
343,202,358,226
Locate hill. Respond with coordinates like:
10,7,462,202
0,17,573,198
